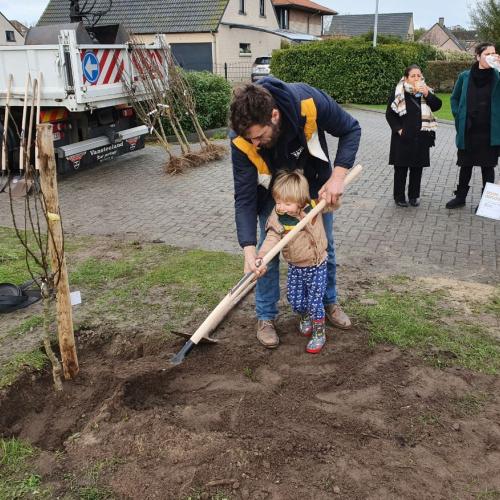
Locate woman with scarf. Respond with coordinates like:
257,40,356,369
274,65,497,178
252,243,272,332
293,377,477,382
386,65,442,207
446,43,500,209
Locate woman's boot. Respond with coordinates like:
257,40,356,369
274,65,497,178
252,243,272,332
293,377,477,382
446,185,470,209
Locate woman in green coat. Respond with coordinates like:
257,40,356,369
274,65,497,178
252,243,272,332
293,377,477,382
446,42,500,209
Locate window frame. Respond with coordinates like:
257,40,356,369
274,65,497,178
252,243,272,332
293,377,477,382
277,8,289,29
239,42,252,56
5,30,15,42
239,0,246,15
259,0,265,17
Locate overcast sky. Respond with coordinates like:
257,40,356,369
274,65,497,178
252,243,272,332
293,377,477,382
0,0,475,29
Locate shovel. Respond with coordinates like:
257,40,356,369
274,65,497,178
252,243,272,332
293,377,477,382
171,164,363,365
171,274,256,344
0,74,13,193
9,77,36,198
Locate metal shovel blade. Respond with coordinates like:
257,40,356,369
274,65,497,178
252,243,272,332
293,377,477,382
0,175,8,193
170,340,195,365
9,177,33,198
170,330,218,344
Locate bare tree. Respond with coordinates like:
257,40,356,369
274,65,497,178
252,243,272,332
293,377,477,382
4,78,80,389
124,37,227,175
469,0,500,45
4,79,65,390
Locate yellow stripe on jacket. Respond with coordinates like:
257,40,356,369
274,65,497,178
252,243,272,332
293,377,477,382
232,98,327,188
232,136,272,189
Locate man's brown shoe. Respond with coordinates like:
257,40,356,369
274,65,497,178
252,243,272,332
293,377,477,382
325,304,351,329
257,320,279,348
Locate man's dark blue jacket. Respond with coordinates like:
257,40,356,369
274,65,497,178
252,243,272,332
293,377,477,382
231,77,361,248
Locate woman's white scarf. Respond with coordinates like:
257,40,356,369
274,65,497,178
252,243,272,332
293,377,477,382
391,77,437,132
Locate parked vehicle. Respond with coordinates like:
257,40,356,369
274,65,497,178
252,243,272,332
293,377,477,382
251,56,271,82
0,22,165,175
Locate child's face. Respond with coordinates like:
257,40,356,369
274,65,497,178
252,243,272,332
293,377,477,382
275,198,301,216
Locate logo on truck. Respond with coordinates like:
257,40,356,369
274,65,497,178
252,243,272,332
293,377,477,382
67,153,86,169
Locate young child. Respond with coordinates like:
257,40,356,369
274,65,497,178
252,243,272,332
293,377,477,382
257,170,331,354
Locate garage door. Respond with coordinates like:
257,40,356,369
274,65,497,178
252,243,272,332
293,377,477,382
170,43,213,72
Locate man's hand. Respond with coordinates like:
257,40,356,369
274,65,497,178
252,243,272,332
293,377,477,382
243,245,267,277
319,166,349,206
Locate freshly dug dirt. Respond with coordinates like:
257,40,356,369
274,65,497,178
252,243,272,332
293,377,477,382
1,295,499,500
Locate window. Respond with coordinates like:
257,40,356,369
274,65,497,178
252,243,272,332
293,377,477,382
239,0,245,14
239,43,251,56
276,8,289,29
5,31,15,42
259,0,265,17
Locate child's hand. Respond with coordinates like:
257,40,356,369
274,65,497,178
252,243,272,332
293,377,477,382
255,257,267,277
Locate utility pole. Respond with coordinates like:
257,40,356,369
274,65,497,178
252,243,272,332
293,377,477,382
373,0,379,47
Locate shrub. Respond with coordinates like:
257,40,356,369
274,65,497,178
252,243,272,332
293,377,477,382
355,32,407,45
438,50,474,62
270,39,440,104
426,60,472,92
162,71,231,135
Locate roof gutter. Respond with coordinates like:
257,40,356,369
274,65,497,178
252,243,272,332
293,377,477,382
220,22,319,41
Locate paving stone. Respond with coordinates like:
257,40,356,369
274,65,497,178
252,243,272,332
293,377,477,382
0,110,498,279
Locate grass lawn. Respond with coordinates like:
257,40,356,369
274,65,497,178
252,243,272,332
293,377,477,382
350,93,453,121
1,226,499,384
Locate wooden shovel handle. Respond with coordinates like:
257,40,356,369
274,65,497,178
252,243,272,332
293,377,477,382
186,164,363,346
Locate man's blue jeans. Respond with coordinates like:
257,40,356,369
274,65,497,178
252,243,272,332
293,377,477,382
255,206,337,320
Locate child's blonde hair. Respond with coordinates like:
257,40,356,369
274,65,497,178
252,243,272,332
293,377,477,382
272,170,310,207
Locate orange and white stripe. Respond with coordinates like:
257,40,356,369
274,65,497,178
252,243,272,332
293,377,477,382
80,49,125,86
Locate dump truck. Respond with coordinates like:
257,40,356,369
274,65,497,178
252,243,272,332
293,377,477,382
0,20,165,174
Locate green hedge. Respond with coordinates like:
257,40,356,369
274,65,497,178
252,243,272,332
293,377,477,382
162,71,231,134
270,39,439,104
425,60,472,92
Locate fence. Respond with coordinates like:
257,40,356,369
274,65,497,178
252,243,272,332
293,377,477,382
180,61,254,83
214,62,254,82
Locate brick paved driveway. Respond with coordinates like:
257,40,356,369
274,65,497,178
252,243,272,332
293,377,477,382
1,109,498,280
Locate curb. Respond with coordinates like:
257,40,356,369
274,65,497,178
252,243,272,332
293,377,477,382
146,126,228,145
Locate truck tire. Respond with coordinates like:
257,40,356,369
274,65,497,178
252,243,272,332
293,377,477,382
0,121,19,173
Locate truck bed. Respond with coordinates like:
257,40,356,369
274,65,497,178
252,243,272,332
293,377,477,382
0,30,164,112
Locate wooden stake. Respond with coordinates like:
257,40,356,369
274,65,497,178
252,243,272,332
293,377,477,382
19,74,31,172
35,72,42,170
25,78,37,171
37,123,79,379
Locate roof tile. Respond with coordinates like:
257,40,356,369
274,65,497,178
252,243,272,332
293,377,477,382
326,12,413,40
38,0,229,33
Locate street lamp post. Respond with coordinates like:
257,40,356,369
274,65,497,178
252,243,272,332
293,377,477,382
373,0,379,47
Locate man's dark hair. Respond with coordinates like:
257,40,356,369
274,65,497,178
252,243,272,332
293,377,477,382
230,84,276,136
475,42,495,56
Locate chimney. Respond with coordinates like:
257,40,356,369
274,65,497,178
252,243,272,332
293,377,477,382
439,17,444,27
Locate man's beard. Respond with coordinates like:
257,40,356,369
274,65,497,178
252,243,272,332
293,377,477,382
261,121,281,149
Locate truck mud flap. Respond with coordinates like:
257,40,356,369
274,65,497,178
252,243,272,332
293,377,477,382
56,125,148,175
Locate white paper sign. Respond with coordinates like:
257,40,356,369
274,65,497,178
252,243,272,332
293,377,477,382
476,182,500,221
70,291,82,306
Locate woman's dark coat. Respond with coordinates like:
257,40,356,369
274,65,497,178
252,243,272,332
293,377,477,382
451,68,500,150
385,91,442,167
